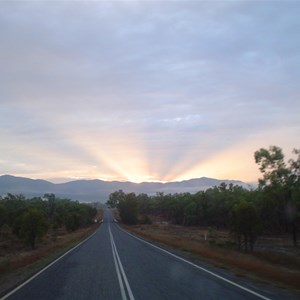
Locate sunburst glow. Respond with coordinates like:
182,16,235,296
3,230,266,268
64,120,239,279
0,2,299,184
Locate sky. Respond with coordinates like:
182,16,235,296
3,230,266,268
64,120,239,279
0,0,299,184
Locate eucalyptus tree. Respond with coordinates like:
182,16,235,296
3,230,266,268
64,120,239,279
255,146,300,246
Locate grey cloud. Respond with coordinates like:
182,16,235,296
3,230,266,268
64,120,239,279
0,1,299,181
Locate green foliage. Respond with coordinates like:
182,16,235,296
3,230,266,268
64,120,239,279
19,208,48,249
44,193,57,219
118,193,138,225
0,193,98,249
255,146,300,246
56,199,97,230
106,190,126,208
184,201,197,226
110,184,251,229
137,193,150,214
1,194,28,226
254,146,289,187
0,204,7,231
65,212,81,232
108,146,299,250
106,145,298,251
230,201,261,252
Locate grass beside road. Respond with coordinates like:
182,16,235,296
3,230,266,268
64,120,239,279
0,223,100,297
122,224,300,291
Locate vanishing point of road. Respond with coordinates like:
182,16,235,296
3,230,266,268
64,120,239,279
1,210,297,300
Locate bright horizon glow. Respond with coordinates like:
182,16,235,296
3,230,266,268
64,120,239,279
0,1,299,185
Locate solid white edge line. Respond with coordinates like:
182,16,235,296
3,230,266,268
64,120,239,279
109,225,127,300
0,228,100,300
116,225,272,300
109,225,135,300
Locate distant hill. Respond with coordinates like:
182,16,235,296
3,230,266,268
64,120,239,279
0,175,251,203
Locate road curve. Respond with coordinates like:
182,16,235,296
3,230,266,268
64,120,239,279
1,210,295,300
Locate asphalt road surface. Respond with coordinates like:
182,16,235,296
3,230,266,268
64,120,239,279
1,210,296,300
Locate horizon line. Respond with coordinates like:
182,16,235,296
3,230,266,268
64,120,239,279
0,174,256,185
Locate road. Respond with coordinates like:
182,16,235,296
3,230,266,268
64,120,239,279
1,210,294,300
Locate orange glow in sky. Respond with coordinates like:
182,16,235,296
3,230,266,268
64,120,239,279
0,2,299,184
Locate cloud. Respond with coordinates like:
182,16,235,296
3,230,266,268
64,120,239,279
0,1,299,182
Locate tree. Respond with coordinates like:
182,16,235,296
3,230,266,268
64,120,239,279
254,146,289,187
20,208,48,249
118,193,138,225
184,201,198,226
106,190,126,208
136,193,152,224
230,201,261,252
287,149,300,246
44,193,57,220
255,146,300,246
194,191,210,226
2,194,27,226
65,212,81,232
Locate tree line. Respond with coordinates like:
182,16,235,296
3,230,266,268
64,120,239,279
0,193,97,249
107,146,300,251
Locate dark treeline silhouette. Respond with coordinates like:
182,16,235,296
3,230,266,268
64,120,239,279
107,146,300,251
0,193,97,249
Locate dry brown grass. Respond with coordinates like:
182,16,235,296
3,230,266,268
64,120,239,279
124,224,300,290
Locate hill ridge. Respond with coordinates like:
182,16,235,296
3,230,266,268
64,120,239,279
0,175,250,202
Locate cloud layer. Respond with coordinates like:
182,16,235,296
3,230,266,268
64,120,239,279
0,1,299,183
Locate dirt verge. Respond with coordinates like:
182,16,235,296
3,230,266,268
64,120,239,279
122,223,300,291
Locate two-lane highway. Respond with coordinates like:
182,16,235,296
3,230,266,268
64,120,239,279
1,210,293,300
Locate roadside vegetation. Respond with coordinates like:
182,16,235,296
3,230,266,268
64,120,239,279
0,193,101,294
108,146,300,289
0,193,98,248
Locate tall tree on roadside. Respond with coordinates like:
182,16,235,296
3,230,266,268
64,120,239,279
254,146,289,187
287,149,300,246
106,190,126,208
255,146,300,246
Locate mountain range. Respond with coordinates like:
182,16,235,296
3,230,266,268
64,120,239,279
0,175,251,203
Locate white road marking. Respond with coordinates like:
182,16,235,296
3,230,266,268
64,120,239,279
109,225,135,300
0,229,100,300
117,225,272,300
109,226,127,300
